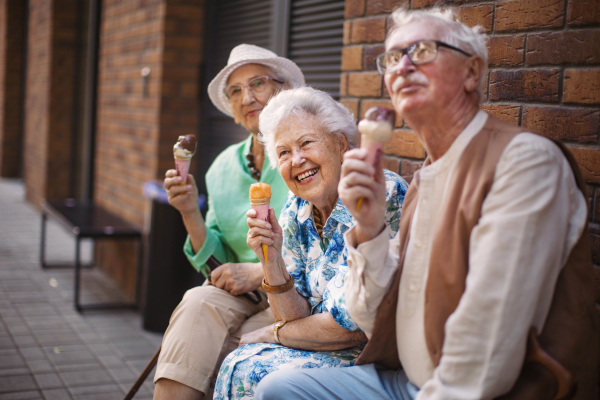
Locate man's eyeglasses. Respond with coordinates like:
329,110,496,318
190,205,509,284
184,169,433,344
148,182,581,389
225,76,284,100
376,40,472,74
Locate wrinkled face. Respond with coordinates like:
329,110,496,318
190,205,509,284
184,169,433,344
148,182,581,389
275,114,347,208
384,21,471,121
227,64,283,134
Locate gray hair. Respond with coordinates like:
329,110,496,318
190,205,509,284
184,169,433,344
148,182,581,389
387,7,488,103
259,86,358,169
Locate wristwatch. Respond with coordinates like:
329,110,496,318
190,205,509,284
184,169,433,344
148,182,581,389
273,321,287,344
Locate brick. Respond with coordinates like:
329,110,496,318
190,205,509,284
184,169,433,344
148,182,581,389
591,224,600,267
480,104,521,125
522,106,599,143
567,146,600,184
383,155,400,174
347,72,382,97
351,17,386,44
594,264,600,303
563,69,600,105
340,73,348,97
359,99,402,127
457,4,494,32
488,69,560,103
366,0,409,15
363,44,385,71
384,129,426,159
340,99,359,121
495,0,565,31
596,188,600,223
568,0,600,26
345,0,365,18
344,21,351,45
411,0,454,8
400,159,424,183
341,46,363,71
488,35,525,66
526,30,600,65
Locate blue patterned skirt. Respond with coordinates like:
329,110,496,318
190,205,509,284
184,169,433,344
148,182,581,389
214,342,363,399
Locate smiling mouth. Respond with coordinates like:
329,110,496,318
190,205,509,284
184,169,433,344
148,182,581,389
295,167,319,182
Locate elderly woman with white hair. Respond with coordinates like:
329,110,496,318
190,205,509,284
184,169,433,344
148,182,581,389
213,87,408,399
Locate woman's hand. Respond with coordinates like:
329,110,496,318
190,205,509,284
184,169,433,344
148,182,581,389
246,208,283,264
210,262,264,296
338,148,386,244
164,169,199,217
238,324,276,347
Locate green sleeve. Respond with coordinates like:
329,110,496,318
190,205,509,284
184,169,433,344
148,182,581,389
182,198,238,278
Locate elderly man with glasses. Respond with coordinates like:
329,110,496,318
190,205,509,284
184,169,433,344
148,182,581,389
254,7,598,400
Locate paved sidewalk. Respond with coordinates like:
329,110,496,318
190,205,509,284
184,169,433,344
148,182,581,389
0,178,163,400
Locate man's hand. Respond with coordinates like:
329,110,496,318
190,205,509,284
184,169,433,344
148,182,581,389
338,148,386,244
210,262,264,296
239,324,276,347
164,169,200,217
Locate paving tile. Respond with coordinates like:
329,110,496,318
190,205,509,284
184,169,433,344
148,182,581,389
35,332,81,347
18,348,45,361
98,354,123,367
12,336,37,347
0,391,42,400
107,366,136,383
0,335,14,349
40,388,73,400
44,345,96,366
0,353,26,368
53,362,104,373
0,375,37,393
25,359,54,374
68,383,122,396
0,368,30,377
59,368,113,387
33,372,64,390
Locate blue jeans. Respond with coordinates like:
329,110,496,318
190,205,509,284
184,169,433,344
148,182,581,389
254,364,419,400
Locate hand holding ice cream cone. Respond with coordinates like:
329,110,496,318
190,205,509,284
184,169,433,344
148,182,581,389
355,107,395,212
173,134,197,183
249,183,272,263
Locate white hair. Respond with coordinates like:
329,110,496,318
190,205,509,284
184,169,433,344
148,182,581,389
387,7,489,103
259,86,358,169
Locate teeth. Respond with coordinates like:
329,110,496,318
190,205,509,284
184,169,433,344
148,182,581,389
297,168,318,181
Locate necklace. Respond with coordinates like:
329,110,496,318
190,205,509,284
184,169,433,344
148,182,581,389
245,152,261,181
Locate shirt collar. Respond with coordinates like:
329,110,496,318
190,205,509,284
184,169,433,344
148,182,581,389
297,197,355,229
419,110,488,176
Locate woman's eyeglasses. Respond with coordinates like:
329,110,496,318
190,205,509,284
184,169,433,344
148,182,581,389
376,40,472,74
225,76,284,100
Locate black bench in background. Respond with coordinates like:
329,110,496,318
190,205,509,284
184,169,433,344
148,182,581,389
40,199,142,312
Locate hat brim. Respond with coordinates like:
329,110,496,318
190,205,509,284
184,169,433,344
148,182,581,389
208,57,305,118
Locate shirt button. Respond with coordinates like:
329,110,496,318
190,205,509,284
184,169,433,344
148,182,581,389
415,240,423,248
409,284,417,292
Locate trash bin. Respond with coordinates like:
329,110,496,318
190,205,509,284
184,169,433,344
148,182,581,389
142,180,207,333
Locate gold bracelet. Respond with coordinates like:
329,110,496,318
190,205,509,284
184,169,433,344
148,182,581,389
262,275,295,294
273,321,287,344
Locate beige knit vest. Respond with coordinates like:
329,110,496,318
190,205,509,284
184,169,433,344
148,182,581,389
355,115,599,400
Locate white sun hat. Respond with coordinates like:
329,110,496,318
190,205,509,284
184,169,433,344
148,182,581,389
208,44,305,118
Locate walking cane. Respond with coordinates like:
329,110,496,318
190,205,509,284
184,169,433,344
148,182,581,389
124,346,161,400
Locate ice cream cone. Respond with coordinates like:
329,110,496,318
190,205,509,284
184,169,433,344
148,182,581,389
249,183,272,264
173,134,197,184
356,107,395,212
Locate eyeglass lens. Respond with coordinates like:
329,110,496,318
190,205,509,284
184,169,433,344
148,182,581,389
380,41,438,73
226,77,269,99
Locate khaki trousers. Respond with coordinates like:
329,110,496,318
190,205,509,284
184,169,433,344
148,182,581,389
153,283,273,397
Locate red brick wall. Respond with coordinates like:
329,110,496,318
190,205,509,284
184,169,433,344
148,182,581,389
23,0,78,206
342,0,600,312
0,0,25,178
95,0,204,296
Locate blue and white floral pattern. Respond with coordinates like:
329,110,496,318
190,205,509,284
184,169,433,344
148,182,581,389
214,170,407,399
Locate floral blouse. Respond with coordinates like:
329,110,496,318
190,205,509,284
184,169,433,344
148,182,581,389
214,170,407,400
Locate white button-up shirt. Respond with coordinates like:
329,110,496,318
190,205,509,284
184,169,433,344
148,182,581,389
344,111,588,399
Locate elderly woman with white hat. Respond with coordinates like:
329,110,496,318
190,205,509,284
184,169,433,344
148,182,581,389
154,44,304,400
